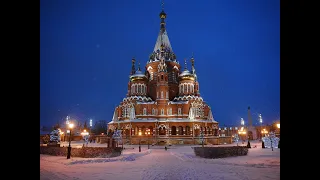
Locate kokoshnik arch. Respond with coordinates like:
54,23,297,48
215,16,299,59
107,3,223,145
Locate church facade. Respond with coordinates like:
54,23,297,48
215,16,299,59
107,5,222,145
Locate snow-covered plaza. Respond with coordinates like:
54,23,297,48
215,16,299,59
40,140,280,180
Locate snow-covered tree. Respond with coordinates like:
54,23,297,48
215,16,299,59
50,129,61,143
112,129,122,145
262,132,279,149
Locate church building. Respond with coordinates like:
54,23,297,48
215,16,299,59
107,3,222,145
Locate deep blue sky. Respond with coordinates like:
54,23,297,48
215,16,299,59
40,0,280,127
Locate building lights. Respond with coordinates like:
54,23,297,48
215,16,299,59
261,128,268,135
66,116,70,125
241,118,244,126
259,114,262,124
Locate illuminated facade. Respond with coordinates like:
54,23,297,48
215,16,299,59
107,5,219,145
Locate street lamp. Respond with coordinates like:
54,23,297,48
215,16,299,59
261,128,268,137
81,129,89,147
138,131,142,152
67,123,74,159
60,131,64,142
146,129,151,149
275,122,280,138
238,127,246,144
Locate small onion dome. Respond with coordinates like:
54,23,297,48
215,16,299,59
159,10,167,19
130,70,147,82
178,69,195,81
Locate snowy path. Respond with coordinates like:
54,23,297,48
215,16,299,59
40,142,280,180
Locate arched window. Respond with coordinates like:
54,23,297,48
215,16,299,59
171,126,177,135
178,126,183,135
143,108,147,115
166,91,169,99
122,107,125,117
178,108,182,115
152,108,155,115
186,126,191,135
161,91,163,98
138,85,141,94
126,107,130,117
159,127,166,135
161,109,164,115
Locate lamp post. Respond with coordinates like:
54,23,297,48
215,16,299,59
238,127,246,144
261,128,268,148
155,121,158,145
81,129,89,147
59,131,64,142
276,123,280,147
138,131,142,152
67,123,74,159
192,120,195,145
261,129,268,137
146,129,150,149
270,134,274,151
276,123,280,137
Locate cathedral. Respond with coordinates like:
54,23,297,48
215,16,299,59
107,4,220,145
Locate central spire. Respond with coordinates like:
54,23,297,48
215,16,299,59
152,0,174,59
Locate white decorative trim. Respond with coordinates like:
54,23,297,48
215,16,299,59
123,96,153,102
147,66,153,71
173,65,179,71
173,95,203,101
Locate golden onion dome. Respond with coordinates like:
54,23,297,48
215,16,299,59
178,69,195,81
130,70,147,82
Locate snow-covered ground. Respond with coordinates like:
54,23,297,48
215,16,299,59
40,140,280,180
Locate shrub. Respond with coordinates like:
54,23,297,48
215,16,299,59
193,146,248,159
40,146,123,158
